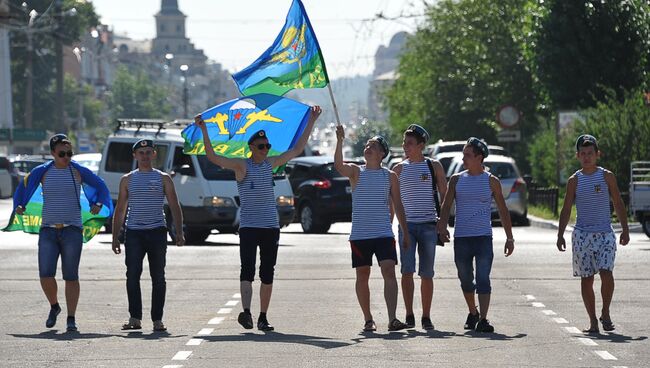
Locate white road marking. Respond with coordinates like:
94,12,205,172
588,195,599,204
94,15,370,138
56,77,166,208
564,327,583,334
525,295,536,301
532,302,546,308
208,317,225,325
162,366,183,368
225,300,239,307
594,351,618,360
553,318,569,324
172,351,192,361
233,293,241,298
577,337,598,346
542,310,557,316
197,328,214,336
217,308,232,314
186,339,203,346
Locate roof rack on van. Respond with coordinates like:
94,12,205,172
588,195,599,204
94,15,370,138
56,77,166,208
115,118,192,137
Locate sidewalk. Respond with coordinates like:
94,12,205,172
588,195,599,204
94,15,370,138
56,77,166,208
527,214,642,233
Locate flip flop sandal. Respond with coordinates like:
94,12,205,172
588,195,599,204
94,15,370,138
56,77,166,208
600,318,615,331
153,320,167,332
121,318,142,330
363,320,376,332
582,326,599,334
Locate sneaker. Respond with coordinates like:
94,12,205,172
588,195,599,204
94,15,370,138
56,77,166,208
238,311,254,329
405,315,415,328
388,318,408,331
475,318,494,333
153,320,167,332
257,318,274,331
421,317,435,330
464,311,480,330
66,317,78,332
46,305,61,328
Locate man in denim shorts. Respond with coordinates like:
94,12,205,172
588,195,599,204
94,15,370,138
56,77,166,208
13,134,111,331
557,134,629,333
392,124,447,330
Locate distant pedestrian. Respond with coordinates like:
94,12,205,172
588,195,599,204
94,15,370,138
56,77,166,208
112,139,184,332
194,106,321,331
12,134,111,332
437,137,515,333
556,134,629,333
334,124,410,332
392,124,447,330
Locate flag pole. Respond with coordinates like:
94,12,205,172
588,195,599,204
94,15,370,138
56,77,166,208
327,84,342,126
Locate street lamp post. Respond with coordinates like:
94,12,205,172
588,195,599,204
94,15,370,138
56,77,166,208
180,64,189,118
165,53,174,84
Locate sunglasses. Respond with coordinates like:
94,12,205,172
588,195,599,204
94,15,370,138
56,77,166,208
255,143,272,150
57,151,73,158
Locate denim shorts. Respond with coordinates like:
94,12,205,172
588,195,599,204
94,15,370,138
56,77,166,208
398,222,437,278
38,226,83,280
454,236,493,294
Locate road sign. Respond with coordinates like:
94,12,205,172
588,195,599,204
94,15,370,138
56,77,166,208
496,129,521,142
497,105,521,128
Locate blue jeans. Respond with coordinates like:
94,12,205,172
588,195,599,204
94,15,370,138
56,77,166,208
38,226,83,280
398,222,437,278
454,236,493,294
124,227,167,321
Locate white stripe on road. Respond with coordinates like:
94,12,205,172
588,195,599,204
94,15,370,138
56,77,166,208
197,328,214,336
225,300,239,307
612,366,629,368
594,351,618,360
162,366,183,368
186,339,203,346
172,351,192,361
233,293,241,298
532,302,546,308
553,318,569,324
577,337,598,346
208,317,225,325
525,295,536,301
564,327,583,334
217,308,232,314
542,310,557,316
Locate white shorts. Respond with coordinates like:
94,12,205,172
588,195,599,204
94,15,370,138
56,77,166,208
571,228,616,278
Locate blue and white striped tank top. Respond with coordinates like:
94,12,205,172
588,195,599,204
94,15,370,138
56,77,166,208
237,159,279,229
42,166,82,227
125,169,166,230
454,171,493,238
575,167,612,232
399,159,437,223
350,166,394,241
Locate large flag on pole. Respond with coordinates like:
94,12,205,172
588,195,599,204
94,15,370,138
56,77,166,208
182,93,311,158
232,0,329,96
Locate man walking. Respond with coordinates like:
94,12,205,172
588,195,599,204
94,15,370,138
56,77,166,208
112,139,185,332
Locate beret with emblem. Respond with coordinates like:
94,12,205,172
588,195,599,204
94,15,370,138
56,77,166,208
132,139,154,152
49,134,71,151
575,134,598,151
248,130,268,145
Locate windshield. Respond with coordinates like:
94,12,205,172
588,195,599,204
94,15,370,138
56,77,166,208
484,162,519,179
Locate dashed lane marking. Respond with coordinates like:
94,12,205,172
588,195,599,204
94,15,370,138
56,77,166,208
186,339,203,346
225,300,239,306
162,365,183,368
217,308,232,314
552,317,569,324
208,317,225,325
542,310,557,316
525,295,536,301
577,338,598,346
233,293,241,298
531,302,545,308
594,351,618,360
197,328,214,336
171,351,192,361
564,327,583,334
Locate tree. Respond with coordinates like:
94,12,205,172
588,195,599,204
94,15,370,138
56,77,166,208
108,66,172,120
532,0,650,110
351,120,393,158
385,0,539,171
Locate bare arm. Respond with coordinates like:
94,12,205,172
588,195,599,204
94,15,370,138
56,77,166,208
111,175,130,254
390,171,410,249
436,174,458,243
605,170,630,246
490,175,514,257
163,174,184,247
557,175,577,252
432,159,448,206
333,125,359,183
269,106,322,168
194,115,246,176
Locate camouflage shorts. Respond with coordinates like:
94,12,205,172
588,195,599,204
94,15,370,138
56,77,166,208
571,228,616,278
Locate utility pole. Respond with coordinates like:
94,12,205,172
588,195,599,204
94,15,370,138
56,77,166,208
54,0,64,133
24,24,33,129
0,0,14,133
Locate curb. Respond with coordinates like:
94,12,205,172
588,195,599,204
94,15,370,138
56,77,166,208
527,214,642,233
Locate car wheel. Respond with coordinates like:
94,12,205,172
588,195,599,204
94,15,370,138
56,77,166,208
512,211,529,226
166,214,187,244
185,227,211,244
643,216,650,238
300,202,331,233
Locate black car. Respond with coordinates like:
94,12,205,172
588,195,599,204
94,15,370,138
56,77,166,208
285,156,355,233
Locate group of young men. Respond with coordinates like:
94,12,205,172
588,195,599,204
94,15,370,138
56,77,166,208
12,105,629,335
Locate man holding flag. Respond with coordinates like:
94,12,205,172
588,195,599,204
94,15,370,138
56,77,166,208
194,105,321,331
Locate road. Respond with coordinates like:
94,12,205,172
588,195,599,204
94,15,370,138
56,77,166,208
0,198,648,368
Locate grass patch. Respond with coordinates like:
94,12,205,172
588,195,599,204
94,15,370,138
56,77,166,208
528,204,576,223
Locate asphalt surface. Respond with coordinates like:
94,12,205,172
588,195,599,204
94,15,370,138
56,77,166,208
0,198,648,368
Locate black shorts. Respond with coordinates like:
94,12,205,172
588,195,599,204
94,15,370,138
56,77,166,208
350,237,397,268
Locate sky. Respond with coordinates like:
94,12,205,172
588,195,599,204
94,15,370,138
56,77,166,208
90,0,430,79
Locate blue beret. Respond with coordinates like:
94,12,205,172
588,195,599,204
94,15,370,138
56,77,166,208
406,123,430,142
576,134,598,151
132,139,154,152
248,130,268,145
370,135,390,159
466,137,489,158
49,134,71,151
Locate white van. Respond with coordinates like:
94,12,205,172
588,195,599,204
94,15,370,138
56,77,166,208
98,119,295,243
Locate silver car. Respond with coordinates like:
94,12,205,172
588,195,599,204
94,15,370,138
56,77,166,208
446,154,528,226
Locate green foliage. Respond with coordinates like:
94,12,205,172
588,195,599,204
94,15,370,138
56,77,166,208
351,120,393,157
62,75,103,130
527,123,557,186
532,0,650,110
108,66,172,120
